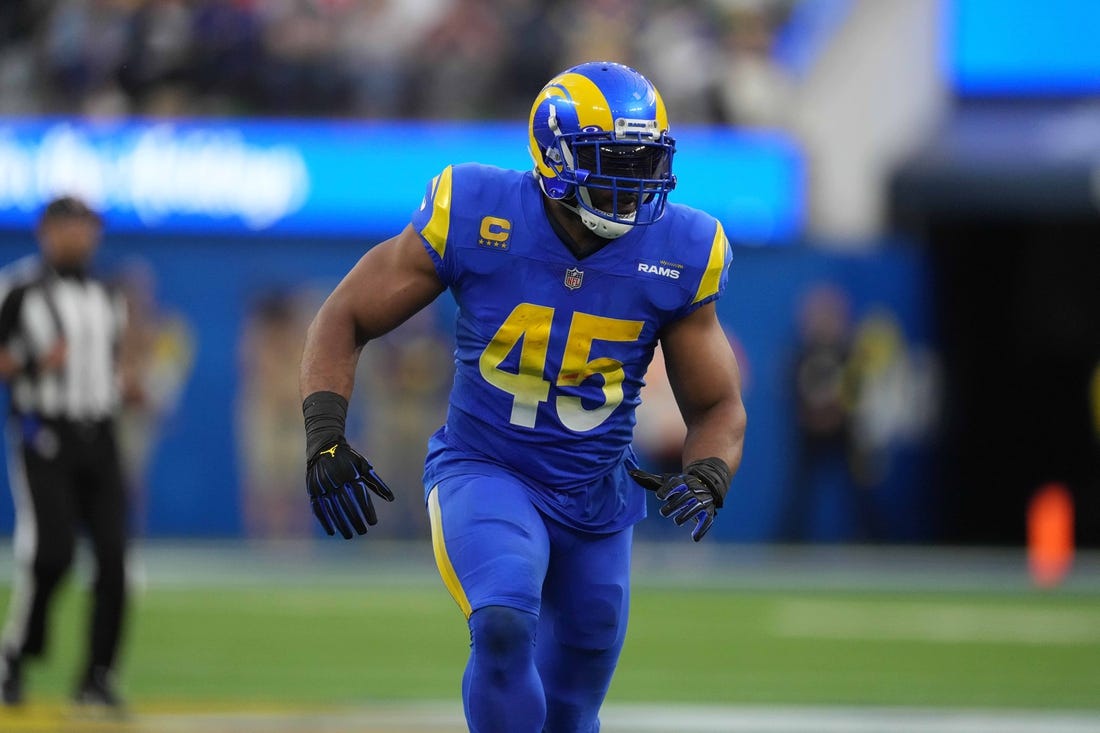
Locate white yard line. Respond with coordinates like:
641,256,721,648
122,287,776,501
7,702,1100,733
137,704,1100,733
601,704,1100,732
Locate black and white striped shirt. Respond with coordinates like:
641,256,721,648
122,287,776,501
0,255,127,421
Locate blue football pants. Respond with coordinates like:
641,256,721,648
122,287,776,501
427,472,633,733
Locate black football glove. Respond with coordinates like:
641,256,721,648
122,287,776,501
629,457,730,542
303,390,394,539
306,440,395,539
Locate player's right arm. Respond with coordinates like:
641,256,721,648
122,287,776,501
299,223,445,539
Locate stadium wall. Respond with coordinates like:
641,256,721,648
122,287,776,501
0,233,939,543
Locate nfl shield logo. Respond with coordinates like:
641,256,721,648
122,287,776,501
564,267,584,290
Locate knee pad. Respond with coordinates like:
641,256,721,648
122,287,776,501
469,606,538,660
554,583,625,652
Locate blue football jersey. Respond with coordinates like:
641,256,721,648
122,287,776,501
412,164,731,532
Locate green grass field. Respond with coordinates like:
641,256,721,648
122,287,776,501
3,543,1098,716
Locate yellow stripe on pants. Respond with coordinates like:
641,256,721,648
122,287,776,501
427,485,472,619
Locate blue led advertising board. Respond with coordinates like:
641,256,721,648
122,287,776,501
949,0,1100,95
0,118,802,244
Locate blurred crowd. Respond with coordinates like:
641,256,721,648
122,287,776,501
0,0,799,126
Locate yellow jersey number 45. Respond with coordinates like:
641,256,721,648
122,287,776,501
478,303,644,432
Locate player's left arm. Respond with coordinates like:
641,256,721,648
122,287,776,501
662,300,745,473
630,301,746,540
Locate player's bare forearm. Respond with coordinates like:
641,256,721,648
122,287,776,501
299,300,362,401
661,301,747,477
682,396,746,477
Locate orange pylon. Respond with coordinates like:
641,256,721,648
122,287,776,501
1027,483,1075,588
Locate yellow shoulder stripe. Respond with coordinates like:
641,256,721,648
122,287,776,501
692,221,730,304
420,165,454,259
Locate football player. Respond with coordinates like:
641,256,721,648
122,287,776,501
300,61,746,732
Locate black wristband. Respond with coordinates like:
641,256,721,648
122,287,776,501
685,457,731,508
303,390,349,458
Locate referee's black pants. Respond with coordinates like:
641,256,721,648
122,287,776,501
3,417,128,676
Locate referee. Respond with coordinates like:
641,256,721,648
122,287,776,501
0,196,135,710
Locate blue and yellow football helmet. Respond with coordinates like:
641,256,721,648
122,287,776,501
528,61,677,239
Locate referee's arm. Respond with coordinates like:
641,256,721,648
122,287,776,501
0,286,25,380
112,288,146,406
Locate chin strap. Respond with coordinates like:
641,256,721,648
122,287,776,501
550,187,635,240
574,189,636,239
